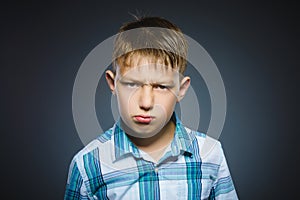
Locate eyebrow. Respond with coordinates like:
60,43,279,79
120,78,175,85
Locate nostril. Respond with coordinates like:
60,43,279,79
139,105,152,111
138,86,154,110
139,96,154,111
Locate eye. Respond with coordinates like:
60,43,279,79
153,84,168,90
125,82,139,88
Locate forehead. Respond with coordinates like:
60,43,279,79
116,55,180,81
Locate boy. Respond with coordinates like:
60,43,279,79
65,16,238,199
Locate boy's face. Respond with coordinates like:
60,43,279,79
106,55,190,139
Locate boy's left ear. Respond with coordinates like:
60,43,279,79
177,76,191,102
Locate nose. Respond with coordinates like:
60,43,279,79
138,85,154,111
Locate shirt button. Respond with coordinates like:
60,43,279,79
155,167,159,173
93,195,98,199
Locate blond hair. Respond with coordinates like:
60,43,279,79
112,17,188,74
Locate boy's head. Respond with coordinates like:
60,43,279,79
106,16,190,139
113,16,188,75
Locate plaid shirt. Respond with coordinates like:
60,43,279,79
64,114,238,199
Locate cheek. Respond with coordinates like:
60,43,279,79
156,94,177,109
117,91,137,112
116,93,127,110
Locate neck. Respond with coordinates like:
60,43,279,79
126,119,176,154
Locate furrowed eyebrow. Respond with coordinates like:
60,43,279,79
151,81,175,86
120,78,175,86
119,79,143,84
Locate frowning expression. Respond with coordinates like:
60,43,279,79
106,56,190,138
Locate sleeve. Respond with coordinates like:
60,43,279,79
64,158,89,200
209,145,239,200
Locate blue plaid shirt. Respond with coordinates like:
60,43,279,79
64,114,238,199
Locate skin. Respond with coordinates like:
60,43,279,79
106,55,190,162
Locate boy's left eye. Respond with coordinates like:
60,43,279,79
153,85,168,90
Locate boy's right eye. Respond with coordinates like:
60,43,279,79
123,82,139,88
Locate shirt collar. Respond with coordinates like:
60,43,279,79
113,113,196,162
113,121,141,161
170,113,196,157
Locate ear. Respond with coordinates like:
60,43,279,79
105,70,116,94
177,76,190,102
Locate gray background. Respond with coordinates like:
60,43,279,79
1,1,299,199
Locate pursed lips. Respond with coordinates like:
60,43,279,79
133,115,154,123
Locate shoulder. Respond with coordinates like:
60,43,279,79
184,126,224,165
71,127,115,173
79,126,114,152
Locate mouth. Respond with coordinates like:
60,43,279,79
133,115,154,124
